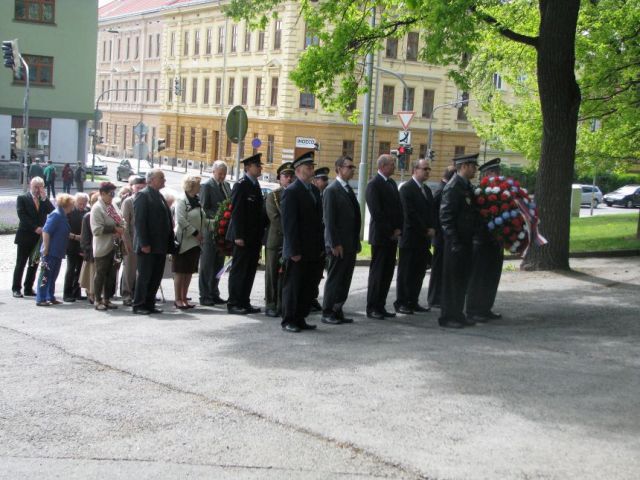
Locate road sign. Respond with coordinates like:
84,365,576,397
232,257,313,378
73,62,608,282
251,137,262,149
133,121,148,137
397,111,415,130
133,142,149,159
226,105,248,144
295,137,317,149
398,130,411,145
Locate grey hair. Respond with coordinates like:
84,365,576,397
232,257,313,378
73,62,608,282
30,176,44,187
146,169,163,182
212,160,228,172
75,192,89,202
377,154,395,169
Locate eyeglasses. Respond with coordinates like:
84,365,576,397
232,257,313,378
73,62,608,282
107,191,115,197
343,165,356,170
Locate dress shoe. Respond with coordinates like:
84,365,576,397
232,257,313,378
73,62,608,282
282,323,301,333
50,299,63,305
366,310,385,320
264,308,279,318
461,316,476,327
394,304,414,315
76,295,88,301
484,311,502,320
382,309,396,318
245,305,261,314
95,303,108,311
310,299,322,312
23,290,36,297
12,291,23,298
335,311,353,323
429,303,441,309
467,314,489,324
63,297,76,303
36,301,51,307
211,296,227,305
438,319,465,329
321,315,342,325
299,321,317,330
174,302,189,310
133,307,151,315
150,307,163,314
228,305,249,315
199,299,216,306
122,299,132,306
413,304,431,313
105,302,118,309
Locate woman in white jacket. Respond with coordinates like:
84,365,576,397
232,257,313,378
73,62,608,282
173,175,212,309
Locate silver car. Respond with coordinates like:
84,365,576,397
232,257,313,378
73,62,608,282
574,184,603,208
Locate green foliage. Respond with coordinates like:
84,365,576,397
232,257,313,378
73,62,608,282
574,172,640,195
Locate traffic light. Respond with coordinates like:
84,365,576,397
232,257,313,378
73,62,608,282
2,40,16,69
157,138,166,152
10,128,16,146
428,149,435,160
174,77,180,96
398,145,406,156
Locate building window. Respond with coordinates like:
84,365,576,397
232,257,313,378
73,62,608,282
189,127,196,152
180,77,187,103
154,78,158,102
203,78,210,104
228,77,235,104
270,77,278,106
113,125,118,145
126,37,130,59
194,30,200,55
230,25,237,53
255,77,262,105
131,125,135,148
102,41,107,62
170,32,176,57
206,28,212,54
274,20,282,50
15,0,55,24
379,142,391,156
342,140,355,159
124,80,128,102
217,27,224,53
267,134,275,164
179,126,185,150
304,23,319,49
299,92,315,109
241,77,248,105
382,85,395,115
18,55,54,86
168,80,173,102
386,38,398,59
406,32,419,61
123,126,128,150
115,80,119,101
135,36,139,59
156,33,160,57
454,145,465,156
419,144,428,158
117,38,121,59
492,73,503,90
191,78,198,103
257,31,265,51
215,78,222,104
422,89,434,118
183,31,190,56
146,79,150,102
148,34,153,58
108,40,112,61
225,138,232,157
402,87,415,111
244,29,251,52
133,79,137,102
201,129,208,154
457,91,469,120
166,126,171,148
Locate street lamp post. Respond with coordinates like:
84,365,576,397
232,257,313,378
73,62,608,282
427,98,470,160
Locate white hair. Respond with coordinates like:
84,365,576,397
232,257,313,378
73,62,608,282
212,160,228,172
75,192,89,202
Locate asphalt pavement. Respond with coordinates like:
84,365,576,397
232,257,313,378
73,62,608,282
0,232,639,479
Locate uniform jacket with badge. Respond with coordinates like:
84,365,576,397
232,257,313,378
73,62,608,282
226,175,265,247
15,192,54,245
323,179,361,254
281,179,324,260
439,173,481,246
265,187,284,250
399,178,435,249
366,173,403,246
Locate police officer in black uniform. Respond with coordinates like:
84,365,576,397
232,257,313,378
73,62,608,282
438,153,482,328
466,158,504,322
226,153,266,315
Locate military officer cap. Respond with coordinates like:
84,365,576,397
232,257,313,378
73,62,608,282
241,153,263,166
479,157,501,174
452,153,480,166
292,151,316,169
314,166,330,180
277,162,294,179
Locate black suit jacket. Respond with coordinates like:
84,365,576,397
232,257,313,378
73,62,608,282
66,207,89,255
14,192,54,245
226,175,265,247
281,178,324,260
201,178,231,218
366,173,403,246
323,179,361,254
399,178,435,249
440,173,481,246
133,186,174,254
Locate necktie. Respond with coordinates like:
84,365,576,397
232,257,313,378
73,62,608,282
34,196,39,212
421,184,428,200
218,182,228,199
345,184,359,208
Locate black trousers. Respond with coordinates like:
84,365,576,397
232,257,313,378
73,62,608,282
281,258,320,327
133,253,166,310
63,252,83,299
439,239,473,323
366,243,397,313
264,247,282,311
322,250,357,316
227,243,260,308
46,181,56,198
12,239,39,293
427,234,444,307
396,246,430,308
199,236,225,302
94,252,118,303
466,240,504,316
311,254,325,301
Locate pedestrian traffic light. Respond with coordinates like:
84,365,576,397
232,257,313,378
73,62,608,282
10,128,16,146
157,138,166,152
174,77,180,96
428,149,435,161
2,40,16,69
398,145,406,155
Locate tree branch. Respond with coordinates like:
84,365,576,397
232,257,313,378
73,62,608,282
470,7,539,48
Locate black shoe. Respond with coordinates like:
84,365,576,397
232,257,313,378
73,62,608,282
228,305,249,315
366,310,385,320
63,297,76,303
394,304,414,315
310,299,322,312
462,316,476,326
12,291,23,298
36,301,51,307
265,308,279,318
382,309,396,318
485,311,502,320
300,321,317,330
212,296,227,305
76,295,88,301
150,307,163,314
335,311,354,323
321,315,342,325
23,290,36,297
438,319,465,329
467,314,489,324
429,303,441,309
245,305,261,314
282,323,301,333
199,299,216,306
133,307,151,315
413,304,431,313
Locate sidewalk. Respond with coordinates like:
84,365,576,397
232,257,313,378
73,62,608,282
0,228,638,479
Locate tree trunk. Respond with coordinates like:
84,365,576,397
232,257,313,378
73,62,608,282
522,0,581,271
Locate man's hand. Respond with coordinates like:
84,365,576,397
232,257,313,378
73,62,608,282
427,228,436,238
35,227,43,235
291,255,302,262
331,245,344,258
141,245,151,254
115,226,124,236
234,239,245,247
391,229,402,240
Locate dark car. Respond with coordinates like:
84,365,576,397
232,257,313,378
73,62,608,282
603,185,640,208
116,159,134,181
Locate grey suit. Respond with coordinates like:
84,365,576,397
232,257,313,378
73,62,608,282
199,177,231,303
322,179,361,316
264,188,284,312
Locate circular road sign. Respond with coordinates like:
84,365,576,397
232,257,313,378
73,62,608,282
251,137,262,149
226,106,248,144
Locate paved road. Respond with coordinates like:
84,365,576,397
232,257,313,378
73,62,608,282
1,232,639,479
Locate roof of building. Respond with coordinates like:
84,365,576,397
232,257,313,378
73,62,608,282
99,0,202,20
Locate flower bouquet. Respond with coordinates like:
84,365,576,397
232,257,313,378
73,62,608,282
474,176,547,256
212,198,233,255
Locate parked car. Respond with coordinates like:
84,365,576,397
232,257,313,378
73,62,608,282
88,156,108,175
573,184,603,208
116,158,147,181
603,185,640,208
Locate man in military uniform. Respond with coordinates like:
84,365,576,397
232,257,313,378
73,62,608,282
438,153,482,328
309,166,330,311
264,162,294,317
466,158,504,322
226,154,266,315
280,152,324,333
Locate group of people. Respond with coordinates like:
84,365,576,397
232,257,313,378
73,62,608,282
11,150,504,333
27,159,86,197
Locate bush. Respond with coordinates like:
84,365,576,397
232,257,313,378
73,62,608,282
574,172,640,194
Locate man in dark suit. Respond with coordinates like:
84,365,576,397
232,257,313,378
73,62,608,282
321,156,361,325
12,177,54,297
427,165,457,309
466,158,504,323
63,193,90,302
132,169,174,315
199,160,232,306
280,151,324,333
395,158,436,314
264,162,294,317
226,154,266,315
365,154,403,319
438,153,482,328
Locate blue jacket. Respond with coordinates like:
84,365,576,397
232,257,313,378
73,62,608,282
42,207,71,259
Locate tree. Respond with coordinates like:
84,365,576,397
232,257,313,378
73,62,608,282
228,0,622,270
